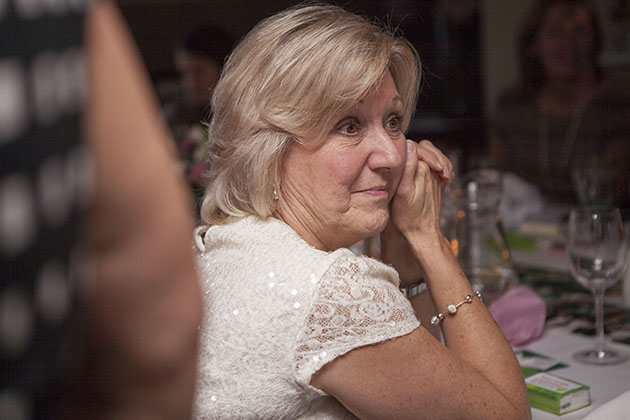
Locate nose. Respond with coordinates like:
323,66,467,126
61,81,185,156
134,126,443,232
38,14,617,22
365,125,404,171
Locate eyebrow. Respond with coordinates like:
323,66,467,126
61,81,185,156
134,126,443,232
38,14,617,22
388,96,404,110
356,95,403,105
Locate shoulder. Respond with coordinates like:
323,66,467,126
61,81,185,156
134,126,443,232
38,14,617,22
199,216,312,246
195,217,366,294
293,251,417,388
322,252,401,289
196,216,342,265
198,218,402,286
195,217,403,306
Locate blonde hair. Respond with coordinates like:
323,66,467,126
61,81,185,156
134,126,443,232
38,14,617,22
200,3,421,225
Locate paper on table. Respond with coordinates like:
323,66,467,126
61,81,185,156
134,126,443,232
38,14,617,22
499,172,545,230
516,350,567,372
582,389,630,420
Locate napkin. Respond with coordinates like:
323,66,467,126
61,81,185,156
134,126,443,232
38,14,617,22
489,285,546,347
499,172,544,230
582,389,630,420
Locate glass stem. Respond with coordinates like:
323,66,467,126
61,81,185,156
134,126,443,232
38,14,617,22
592,287,606,354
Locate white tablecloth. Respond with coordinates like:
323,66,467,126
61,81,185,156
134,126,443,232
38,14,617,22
523,328,630,419
509,212,630,417
583,390,630,420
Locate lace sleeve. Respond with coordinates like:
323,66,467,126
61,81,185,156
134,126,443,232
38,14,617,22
293,254,420,389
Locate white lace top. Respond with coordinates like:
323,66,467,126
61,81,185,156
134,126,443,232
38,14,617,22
192,217,420,419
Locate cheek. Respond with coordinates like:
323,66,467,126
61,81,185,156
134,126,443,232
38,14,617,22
333,157,364,189
287,153,350,203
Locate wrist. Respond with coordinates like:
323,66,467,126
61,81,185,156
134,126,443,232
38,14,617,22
407,235,463,284
400,280,427,297
406,232,452,261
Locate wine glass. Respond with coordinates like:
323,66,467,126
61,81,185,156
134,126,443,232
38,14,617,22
571,155,616,207
567,207,629,365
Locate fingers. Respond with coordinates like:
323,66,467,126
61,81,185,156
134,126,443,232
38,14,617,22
396,141,434,204
414,139,454,184
397,140,419,198
391,141,445,237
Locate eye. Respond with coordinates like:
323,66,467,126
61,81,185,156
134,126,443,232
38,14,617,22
337,119,360,135
385,115,403,132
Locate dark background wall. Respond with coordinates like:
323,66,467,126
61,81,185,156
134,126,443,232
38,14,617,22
118,0,485,162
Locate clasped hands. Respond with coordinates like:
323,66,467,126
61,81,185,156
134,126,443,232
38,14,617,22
382,139,453,287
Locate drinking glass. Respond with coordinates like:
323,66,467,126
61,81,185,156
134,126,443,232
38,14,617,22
567,207,629,365
443,169,516,305
571,155,616,207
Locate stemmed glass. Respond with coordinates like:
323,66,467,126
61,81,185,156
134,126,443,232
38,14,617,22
567,207,629,365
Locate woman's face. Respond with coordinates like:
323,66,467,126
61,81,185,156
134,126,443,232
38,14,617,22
277,71,406,251
175,51,221,106
534,2,595,82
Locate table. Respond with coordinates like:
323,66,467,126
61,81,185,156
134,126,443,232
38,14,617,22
512,247,568,274
508,218,630,418
522,327,630,419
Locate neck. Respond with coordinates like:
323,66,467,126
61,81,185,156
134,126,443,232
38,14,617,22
275,203,332,252
540,71,598,118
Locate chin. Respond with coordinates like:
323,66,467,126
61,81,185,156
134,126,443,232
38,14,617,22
339,208,390,249
361,210,390,237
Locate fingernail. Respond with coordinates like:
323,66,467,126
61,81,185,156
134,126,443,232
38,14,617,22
407,141,414,153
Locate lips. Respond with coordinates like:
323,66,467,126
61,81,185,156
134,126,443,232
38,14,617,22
354,186,388,195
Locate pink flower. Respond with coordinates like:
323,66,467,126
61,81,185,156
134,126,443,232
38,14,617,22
178,138,196,155
189,162,211,186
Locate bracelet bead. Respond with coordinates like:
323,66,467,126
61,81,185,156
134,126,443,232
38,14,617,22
430,290,483,326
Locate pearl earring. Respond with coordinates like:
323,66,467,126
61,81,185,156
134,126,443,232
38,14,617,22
273,187,279,201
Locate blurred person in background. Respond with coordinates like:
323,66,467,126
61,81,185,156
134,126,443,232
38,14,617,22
1,1,201,419
164,25,234,208
489,0,630,207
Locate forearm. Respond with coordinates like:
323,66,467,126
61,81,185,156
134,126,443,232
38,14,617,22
408,291,441,341
407,233,530,417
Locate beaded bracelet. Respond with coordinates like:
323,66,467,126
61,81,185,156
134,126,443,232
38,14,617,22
430,290,483,326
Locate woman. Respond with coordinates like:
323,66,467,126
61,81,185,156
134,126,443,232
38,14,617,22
165,26,235,207
489,0,630,206
194,4,530,419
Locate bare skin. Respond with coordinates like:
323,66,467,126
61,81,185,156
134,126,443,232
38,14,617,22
65,2,202,419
